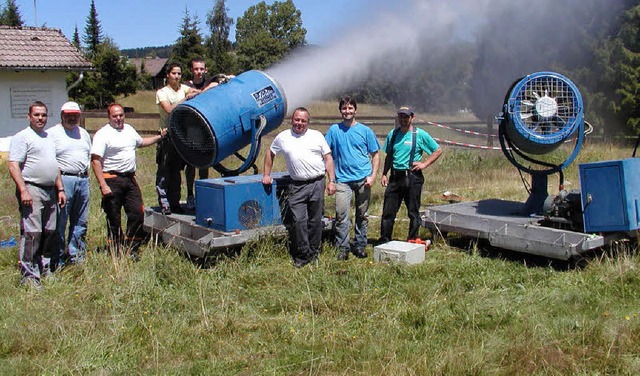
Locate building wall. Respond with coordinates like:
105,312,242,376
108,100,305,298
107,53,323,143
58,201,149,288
0,70,69,150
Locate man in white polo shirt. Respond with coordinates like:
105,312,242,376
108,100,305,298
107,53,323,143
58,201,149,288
262,107,336,267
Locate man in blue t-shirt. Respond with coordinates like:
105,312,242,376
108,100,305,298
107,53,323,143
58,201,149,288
379,106,442,243
325,97,380,260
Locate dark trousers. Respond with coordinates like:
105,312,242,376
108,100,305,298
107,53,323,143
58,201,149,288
155,137,186,210
380,170,424,242
287,178,325,264
102,175,146,250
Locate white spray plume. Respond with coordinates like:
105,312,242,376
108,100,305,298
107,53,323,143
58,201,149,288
267,0,494,110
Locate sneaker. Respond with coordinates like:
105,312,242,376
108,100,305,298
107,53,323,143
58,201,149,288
337,249,349,260
186,195,196,210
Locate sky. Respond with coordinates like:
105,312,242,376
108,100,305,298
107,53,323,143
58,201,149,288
14,0,400,49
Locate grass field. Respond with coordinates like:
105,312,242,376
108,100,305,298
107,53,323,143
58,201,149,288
1,93,640,374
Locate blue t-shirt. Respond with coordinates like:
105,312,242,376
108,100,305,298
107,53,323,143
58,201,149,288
383,127,440,170
325,122,380,182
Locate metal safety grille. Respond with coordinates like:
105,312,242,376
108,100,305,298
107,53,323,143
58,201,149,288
169,106,217,168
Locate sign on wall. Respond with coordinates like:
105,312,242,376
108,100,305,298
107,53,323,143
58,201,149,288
10,87,52,118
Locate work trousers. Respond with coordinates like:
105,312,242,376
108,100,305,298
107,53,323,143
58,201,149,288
380,170,424,242
101,174,146,251
286,177,325,264
17,184,59,282
155,137,186,210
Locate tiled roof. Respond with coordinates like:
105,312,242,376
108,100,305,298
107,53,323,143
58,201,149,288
129,57,168,77
0,26,92,70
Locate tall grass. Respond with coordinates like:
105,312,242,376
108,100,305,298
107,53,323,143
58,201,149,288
1,95,640,373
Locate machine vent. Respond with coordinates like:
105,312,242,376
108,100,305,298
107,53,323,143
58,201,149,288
238,200,263,229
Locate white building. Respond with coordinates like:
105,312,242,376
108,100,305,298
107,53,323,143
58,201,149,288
0,26,92,151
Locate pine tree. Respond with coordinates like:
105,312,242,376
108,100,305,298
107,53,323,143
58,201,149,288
170,7,207,81
0,0,24,27
205,0,236,74
72,25,81,50
83,0,103,57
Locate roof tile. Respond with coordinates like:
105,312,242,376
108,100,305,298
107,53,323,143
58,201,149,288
0,26,93,70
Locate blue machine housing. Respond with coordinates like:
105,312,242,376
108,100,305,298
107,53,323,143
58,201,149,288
579,158,640,233
169,70,287,173
195,172,291,232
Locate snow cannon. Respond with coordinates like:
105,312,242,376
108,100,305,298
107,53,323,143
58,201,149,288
498,72,585,214
169,70,287,176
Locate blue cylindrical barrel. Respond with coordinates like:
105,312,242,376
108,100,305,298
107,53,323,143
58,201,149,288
169,70,287,169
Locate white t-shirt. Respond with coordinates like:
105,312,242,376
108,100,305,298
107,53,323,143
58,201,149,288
156,84,191,128
48,123,92,174
90,123,142,173
9,126,59,186
270,128,331,181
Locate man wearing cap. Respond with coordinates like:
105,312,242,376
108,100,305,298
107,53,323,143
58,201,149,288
325,96,380,260
48,101,91,265
91,103,166,258
379,106,442,243
8,101,66,287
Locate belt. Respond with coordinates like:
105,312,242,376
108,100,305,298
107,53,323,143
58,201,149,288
292,175,324,185
61,170,88,177
103,170,135,179
25,181,55,190
390,169,411,178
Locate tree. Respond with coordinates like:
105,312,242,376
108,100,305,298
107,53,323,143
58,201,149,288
0,0,23,27
205,0,236,74
235,0,306,71
68,38,138,109
170,7,207,81
72,25,81,50
83,0,103,57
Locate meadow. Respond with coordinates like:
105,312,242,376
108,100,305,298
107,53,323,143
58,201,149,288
0,94,639,374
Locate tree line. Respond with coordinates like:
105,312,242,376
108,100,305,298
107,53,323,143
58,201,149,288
1,0,639,135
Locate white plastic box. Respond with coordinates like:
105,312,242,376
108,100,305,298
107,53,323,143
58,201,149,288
374,241,425,265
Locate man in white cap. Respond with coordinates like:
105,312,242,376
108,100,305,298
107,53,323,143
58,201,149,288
48,101,92,265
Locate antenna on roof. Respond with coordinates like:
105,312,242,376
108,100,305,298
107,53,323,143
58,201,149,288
33,0,38,27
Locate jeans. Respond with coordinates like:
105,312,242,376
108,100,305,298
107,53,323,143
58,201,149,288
335,180,370,251
58,175,90,263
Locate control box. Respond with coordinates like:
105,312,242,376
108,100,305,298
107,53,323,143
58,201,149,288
195,172,291,232
579,158,640,233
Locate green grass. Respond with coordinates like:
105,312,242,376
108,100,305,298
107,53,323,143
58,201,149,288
1,93,640,373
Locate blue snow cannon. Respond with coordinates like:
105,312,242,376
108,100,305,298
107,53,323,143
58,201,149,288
169,70,287,176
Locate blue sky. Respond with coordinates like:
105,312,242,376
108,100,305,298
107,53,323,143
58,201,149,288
14,0,398,49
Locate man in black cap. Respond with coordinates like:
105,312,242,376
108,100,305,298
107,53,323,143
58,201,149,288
378,106,442,243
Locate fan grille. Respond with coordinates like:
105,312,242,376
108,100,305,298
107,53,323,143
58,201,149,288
514,75,579,137
238,200,262,229
169,106,216,168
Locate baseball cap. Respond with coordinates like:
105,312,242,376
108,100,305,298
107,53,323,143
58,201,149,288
397,106,413,116
61,101,81,114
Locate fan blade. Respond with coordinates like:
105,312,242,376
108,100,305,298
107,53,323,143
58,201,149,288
522,100,535,107
520,113,534,120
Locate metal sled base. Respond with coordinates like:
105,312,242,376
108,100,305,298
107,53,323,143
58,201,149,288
421,199,611,260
